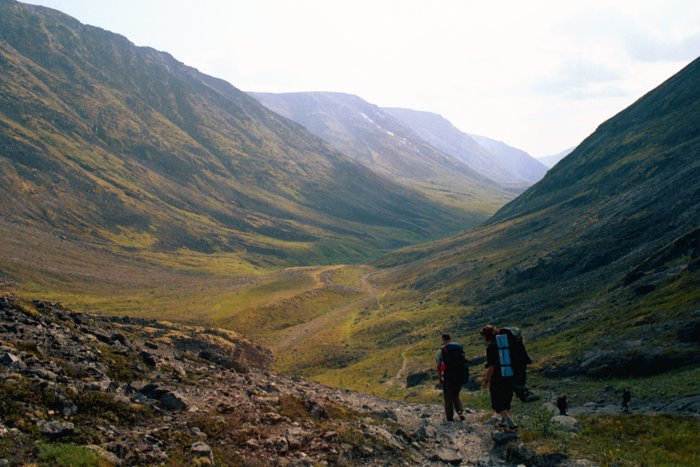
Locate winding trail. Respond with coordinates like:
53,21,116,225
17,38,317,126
273,271,378,353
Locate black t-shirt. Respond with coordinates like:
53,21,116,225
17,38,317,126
486,341,503,380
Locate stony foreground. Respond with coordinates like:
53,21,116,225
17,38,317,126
0,295,600,466
0,295,498,465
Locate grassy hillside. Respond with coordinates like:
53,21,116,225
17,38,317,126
251,91,512,215
0,0,477,269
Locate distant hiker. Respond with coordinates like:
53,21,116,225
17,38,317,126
498,326,536,403
622,389,631,412
480,324,518,430
556,395,569,416
436,333,469,421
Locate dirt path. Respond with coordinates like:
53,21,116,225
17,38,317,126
273,271,378,353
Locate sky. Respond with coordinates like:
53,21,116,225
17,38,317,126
23,0,700,156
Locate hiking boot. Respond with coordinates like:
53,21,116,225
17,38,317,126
457,410,466,421
496,420,507,429
506,419,519,431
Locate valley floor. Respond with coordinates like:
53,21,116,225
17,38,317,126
2,222,699,465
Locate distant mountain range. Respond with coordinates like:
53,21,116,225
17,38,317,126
383,108,548,190
0,0,492,265
251,92,513,214
537,146,575,168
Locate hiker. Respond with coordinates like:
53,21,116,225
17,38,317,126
480,324,518,430
622,389,631,412
436,333,469,421
498,327,535,402
556,395,569,416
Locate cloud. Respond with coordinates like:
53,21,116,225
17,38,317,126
531,59,627,98
627,31,700,62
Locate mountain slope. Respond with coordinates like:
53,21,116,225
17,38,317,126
383,107,547,190
251,91,512,216
375,56,700,372
0,0,469,266
469,133,548,184
537,146,575,168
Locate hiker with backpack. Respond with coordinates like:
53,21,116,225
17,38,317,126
501,327,536,403
436,333,470,421
480,324,519,430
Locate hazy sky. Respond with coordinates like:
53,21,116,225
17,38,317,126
24,0,700,156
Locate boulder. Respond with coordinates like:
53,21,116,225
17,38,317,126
506,442,570,466
413,423,438,440
86,445,122,466
551,415,581,432
159,391,189,411
39,420,75,437
191,441,215,465
139,351,157,367
431,448,462,465
110,333,130,347
272,437,288,454
135,382,170,400
1,352,20,366
261,412,284,424
406,371,428,387
363,425,404,451
492,430,518,444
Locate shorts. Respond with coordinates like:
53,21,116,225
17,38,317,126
490,379,513,412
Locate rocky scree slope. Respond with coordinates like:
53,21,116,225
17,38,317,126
0,295,516,466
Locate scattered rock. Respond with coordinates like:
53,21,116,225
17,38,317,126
245,439,260,450
431,448,462,465
363,425,404,451
191,441,215,465
140,351,157,367
551,415,581,432
272,437,289,454
413,423,438,440
86,445,122,466
1,352,20,366
506,441,570,466
406,371,428,387
159,391,189,411
111,333,130,347
262,412,284,424
492,430,518,444
39,420,75,437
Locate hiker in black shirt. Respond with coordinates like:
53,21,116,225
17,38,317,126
480,324,518,430
436,333,468,421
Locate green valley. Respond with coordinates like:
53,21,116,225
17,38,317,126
1,1,699,465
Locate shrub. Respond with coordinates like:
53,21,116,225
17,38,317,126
37,443,101,467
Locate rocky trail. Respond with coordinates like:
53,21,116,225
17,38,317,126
0,295,528,466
